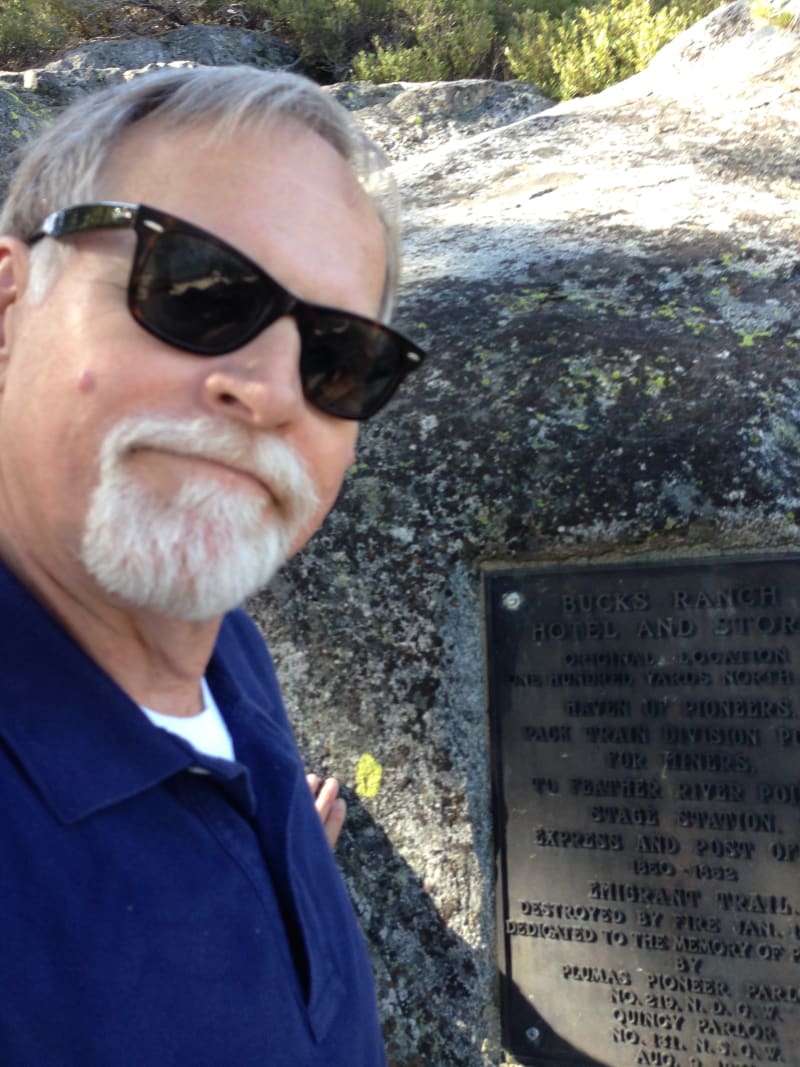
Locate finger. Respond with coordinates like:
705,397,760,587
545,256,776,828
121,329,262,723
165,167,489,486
324,796,347,849
314,776,340,822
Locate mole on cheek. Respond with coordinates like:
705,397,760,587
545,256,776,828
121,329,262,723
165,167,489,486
77,370,96,393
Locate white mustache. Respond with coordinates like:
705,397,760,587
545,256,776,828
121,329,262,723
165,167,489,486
102,413,320,526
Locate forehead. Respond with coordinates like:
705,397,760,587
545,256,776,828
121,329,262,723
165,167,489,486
99,113,366,205
95,117,386,312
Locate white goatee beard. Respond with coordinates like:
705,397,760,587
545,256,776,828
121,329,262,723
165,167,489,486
79,413,319,621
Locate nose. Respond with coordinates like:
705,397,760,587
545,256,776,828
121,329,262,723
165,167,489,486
200,318,306,429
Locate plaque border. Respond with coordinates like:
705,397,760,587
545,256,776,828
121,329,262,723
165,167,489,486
483,550,800,1066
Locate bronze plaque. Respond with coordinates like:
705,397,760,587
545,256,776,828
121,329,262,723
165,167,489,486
485,556,800,1067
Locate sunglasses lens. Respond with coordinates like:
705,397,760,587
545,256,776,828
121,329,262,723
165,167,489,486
132,231,275,354
300,312,409,419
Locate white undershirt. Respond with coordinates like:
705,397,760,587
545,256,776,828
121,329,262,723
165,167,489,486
140,677,235,762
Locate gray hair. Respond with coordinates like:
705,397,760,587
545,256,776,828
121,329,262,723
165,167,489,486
0,65,399,317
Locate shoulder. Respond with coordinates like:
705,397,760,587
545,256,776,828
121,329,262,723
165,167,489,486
211,608,287,721
218,607,273,666
215,606,285,678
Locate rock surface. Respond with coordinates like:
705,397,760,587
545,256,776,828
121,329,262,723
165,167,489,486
272,8,800,1064
2,6,800,1064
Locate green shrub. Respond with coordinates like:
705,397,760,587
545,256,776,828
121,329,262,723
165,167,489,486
749,0,798,27
263,0,391,78
0,0,69,66
0,0,259,69
505,0,717,99
353,0,498,82
0,0,148,68
0,0,723,93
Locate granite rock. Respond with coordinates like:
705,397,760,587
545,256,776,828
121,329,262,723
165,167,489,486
262,6,800,1064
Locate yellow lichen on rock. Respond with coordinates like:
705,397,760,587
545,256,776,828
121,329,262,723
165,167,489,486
355,753,383,798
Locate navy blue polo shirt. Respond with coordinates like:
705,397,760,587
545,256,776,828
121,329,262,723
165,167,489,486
0,563,386,1066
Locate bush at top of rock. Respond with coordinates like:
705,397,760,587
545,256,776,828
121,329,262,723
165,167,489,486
0,0,798,100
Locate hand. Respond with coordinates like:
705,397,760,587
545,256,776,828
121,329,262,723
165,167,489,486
307,773,347,848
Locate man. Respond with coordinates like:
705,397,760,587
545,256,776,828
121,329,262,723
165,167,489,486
0,65,425,1064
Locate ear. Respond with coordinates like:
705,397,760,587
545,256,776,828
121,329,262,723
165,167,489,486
0,237,30,392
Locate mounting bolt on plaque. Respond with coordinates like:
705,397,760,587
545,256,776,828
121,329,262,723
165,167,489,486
501,591,523,611
525,1027,542,1046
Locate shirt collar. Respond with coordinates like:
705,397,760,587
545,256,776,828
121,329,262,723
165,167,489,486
0,563,209,824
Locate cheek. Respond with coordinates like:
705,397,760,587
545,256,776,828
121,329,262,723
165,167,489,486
316,435,357,504
287,429,357,556
77,369,98,394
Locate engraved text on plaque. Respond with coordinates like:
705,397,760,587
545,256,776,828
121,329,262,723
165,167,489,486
485,556,800,1066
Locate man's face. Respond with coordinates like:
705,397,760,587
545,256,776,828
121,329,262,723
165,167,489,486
0,119,386,620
